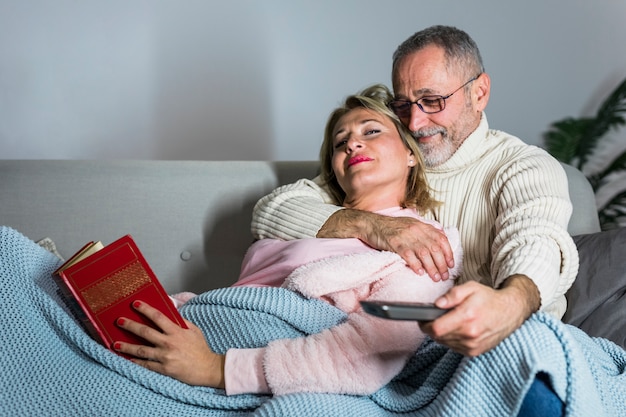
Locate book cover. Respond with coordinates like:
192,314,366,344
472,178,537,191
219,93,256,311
54,235,188,359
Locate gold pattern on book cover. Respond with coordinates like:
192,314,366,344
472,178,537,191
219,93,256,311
81,261,151,313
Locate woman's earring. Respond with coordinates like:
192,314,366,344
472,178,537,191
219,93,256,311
409,159,414,166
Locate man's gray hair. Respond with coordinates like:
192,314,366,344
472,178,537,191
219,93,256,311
392,25,485,80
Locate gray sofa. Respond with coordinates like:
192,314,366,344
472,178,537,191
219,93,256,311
1,159,623,347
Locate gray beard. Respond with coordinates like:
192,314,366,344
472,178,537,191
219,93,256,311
412,127,456,168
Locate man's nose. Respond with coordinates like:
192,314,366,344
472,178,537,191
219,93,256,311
407,105,430,132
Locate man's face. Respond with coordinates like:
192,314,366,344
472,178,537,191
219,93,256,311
392,45,483,167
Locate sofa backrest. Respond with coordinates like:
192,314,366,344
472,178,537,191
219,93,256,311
0,160,318,293
0,160,599,294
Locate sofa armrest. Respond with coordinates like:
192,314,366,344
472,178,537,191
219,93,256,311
561,162,601,235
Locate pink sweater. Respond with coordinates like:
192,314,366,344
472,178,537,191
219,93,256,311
226,207,463,396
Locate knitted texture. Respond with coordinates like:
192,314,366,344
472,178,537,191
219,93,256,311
250,115,579,318
1,226,624,416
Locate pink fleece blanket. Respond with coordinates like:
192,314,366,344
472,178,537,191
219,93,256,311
228,207,464,395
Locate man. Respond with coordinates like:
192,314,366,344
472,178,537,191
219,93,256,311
251,25,578,358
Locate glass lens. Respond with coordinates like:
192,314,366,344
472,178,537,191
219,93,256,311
418,97,444,113
390,100,411,117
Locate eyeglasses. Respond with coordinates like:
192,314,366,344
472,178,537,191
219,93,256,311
389,74,481,117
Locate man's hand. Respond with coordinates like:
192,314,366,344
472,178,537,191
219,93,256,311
317,209,454,280
419,275,541,356
114,300,225,388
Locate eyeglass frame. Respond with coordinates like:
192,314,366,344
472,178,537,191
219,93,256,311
388,73,482,116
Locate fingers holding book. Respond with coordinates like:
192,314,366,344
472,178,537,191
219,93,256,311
114,300,226,388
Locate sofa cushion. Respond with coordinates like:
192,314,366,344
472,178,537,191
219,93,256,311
563,227,626,348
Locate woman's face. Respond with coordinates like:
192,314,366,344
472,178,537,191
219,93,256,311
331,107,414,210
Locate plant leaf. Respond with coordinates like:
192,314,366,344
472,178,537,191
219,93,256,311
590,148,626,188
598,189,626,230
544,118,593,166
578,77,626,167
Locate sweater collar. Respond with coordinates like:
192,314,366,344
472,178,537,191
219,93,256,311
426,112,490,173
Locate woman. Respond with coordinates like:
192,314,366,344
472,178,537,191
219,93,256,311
115,84,462,396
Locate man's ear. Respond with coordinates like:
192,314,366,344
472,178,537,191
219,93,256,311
473,72,491,112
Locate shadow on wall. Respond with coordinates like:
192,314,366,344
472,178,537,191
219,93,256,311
196,161,320,291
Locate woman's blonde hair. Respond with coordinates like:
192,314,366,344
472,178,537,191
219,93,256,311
319,84,439,213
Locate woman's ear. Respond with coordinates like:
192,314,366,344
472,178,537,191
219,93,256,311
408,152,415,167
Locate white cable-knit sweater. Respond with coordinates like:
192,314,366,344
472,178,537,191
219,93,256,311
251,114,579,317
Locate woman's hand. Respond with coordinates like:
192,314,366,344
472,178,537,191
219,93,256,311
114,300,225,388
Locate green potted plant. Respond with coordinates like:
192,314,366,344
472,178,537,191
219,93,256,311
543,77,626,230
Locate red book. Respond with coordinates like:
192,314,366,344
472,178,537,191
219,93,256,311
53,235,188,359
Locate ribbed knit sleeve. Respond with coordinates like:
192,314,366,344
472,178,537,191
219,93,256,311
251,114,579,318
489,153,578,314
424,117,579,318
251,177,341,240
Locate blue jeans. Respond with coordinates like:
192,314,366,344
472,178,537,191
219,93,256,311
516,373,565,417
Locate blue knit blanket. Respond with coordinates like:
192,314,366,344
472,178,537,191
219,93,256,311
1,226,625,416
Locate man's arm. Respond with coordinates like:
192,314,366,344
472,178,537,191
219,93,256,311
318,209,454,280
421,152,578,356
252,177,455,279
490,154,579,316
251,177,340,240
420,274,540,356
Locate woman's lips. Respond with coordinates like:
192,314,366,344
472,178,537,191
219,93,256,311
348,155,373,167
